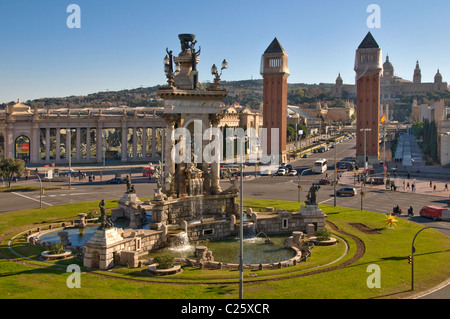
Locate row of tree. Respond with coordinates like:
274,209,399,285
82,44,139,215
412,119,438,161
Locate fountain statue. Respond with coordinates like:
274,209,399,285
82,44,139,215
305,184,320,205
98,199,114,230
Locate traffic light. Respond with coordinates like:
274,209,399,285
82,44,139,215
408,255,413,264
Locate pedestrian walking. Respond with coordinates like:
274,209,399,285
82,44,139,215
433,185,436,192
406,182,410,190
430,180,432,188
444,183,448,191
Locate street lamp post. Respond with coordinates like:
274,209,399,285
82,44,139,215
102,131,106,170
334,139,337,207
34,171,43,208
238,135,247,300
360,128,371,211
411,227,430,291
68,128,72,190
239,160,244,300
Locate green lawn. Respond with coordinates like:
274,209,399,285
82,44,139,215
0,199,449,299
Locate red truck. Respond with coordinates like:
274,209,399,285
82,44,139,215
419,206,450,221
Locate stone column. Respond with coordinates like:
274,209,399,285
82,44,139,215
121,122,127,162
163,114,179,196
86,127,91,161
96,122,103,164
142,127,147,159
5,123,14,158
55,128,61,161
132,127,137,159
31,123,39,162
76,128,81,160
66,128,71,164
209,113,224,195
45,128,50,161
151,127,156,160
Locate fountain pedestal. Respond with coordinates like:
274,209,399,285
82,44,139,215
83,227,125,270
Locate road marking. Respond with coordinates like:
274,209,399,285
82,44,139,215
11,192,53,207
319,198,334,204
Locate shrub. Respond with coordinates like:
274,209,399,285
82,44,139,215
315,228,331,241
154,254,174,269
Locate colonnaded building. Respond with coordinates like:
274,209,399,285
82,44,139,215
0,99,261,165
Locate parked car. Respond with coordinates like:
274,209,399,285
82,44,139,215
288,169,298,176
302,154,308,158
319,178,331,185
276,168,286,176
106,177,124,184
285,164,293,173
260,168,272,176
336,187,357,196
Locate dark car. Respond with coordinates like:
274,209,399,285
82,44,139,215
302,154,308,158
370,177,384,185
319,179,331,185
337,162,353,170
106,177,124,184
336,187,357,196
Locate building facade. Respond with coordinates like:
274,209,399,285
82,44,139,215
0,99,261,166
0,101,166,165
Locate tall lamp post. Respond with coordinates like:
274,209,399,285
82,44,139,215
360,128,371,210
34,171,43,208
238,135,247,300
334,139,337,207
68,128,72,190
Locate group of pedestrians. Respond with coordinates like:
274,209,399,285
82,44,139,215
403,180,416,192
430,180,448,192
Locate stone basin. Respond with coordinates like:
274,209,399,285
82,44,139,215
41,249,73,260
147,264,183,276
308,236,338,246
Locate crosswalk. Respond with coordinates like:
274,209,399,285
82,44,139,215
11,191,95,207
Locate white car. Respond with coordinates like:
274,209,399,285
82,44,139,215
288,170,298,176
276,168,286,176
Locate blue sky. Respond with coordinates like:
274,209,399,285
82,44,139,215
0,0,449,103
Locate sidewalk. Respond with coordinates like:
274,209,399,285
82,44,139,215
339,170,450,199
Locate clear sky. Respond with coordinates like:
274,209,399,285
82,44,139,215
0,0,449,103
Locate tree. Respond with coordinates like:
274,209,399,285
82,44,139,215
412,121,424,139
0,157,26,187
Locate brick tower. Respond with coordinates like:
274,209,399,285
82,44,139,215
260,38,290,163
354,32,382,167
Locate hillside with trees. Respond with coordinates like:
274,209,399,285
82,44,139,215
0,80,352,111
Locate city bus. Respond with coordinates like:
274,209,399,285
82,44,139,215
312,159,327,174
